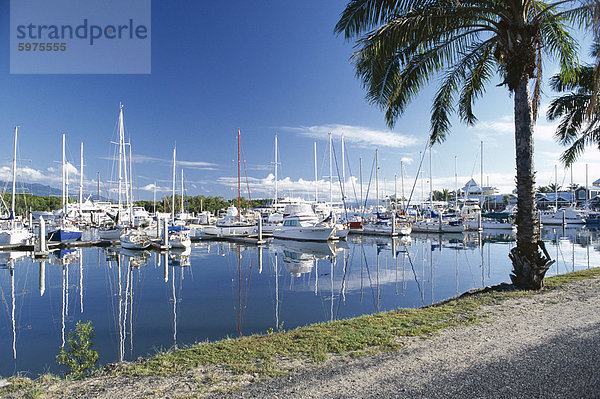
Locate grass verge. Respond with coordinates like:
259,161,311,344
2,267,598,396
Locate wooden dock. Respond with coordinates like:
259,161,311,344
0,239,118,252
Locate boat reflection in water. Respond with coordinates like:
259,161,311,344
169,247,192,267
117,247,152,268
273,239,336,277
0,252,29,364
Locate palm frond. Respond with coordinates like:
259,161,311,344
457,40,496,126
560,125,600,165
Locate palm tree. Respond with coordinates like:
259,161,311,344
547,183,562,193
335,0,592,289
547,44,600,166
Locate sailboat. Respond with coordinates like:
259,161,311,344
0,126,33,245
539,165,586,225
362,149,412,236
204,129,256,237
100,104,130,240
120,229,152,249
48,133,82,242
462,142,515,231
412,146,464,234
167,148,191,249
119,148,152,248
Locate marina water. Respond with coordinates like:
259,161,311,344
1,227,598,377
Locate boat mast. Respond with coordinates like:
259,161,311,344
375,149,379,213
329,133,333,205
79,141,83,216
429,146,432,212
394,174,397,214
359,157,363,212
122,131,130,224
314,141,318,202
180,169,184,213
401,160,405,212
237,129,241,222
153,181,156,215
341,133,345,203
586,163,589,204
118,104,124,214
454,156,458,211
172,146,176,221
66,154,70,220
62,133,66,219
128,143,133,225
570,166,574,205
555,164,558,210
274,135,278,206
480,141,484,211
11,127,18,228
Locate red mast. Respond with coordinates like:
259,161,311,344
237,129,242,221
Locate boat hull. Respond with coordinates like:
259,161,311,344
361,222,411,236
412,221,465,233
203,225,255,237
47,228,82,242
0,228,32,245
273,226,335,242
98,228,123,240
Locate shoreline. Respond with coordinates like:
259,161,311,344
2,267,599,398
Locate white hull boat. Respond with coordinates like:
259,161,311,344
0,227,32,245
540,208,586,225
120,230,152,250
465,219,515,231
333,224,350,240
361,220,412,236
412,220,465,233
98,227,124,240
169,230,191,249
203,224,255,237
273,224,335,241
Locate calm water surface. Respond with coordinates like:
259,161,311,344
1,226,598,377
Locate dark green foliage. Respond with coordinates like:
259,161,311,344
56,321,99,378
0,193,63,214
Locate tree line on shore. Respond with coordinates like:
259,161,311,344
0,193,271,216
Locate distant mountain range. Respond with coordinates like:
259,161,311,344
0,180,106,200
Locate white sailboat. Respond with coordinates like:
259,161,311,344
0,126,33,245
101,104,132,239
539,165,586,225
362,149,412,236
120,229,152,250
168,148,192,248
203,130,256,237
47,133,82,242
412,146,464,234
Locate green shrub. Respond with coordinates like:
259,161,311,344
56,321,99,378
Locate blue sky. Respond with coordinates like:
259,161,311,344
0,1,598,203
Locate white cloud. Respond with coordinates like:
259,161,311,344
281,124,419,148
139,183,170,192
105,153,218,169
467,112,560,143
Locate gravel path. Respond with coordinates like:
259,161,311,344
8,275,600,398
211,276,600,398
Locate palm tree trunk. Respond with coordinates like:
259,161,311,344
510,77,554,289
